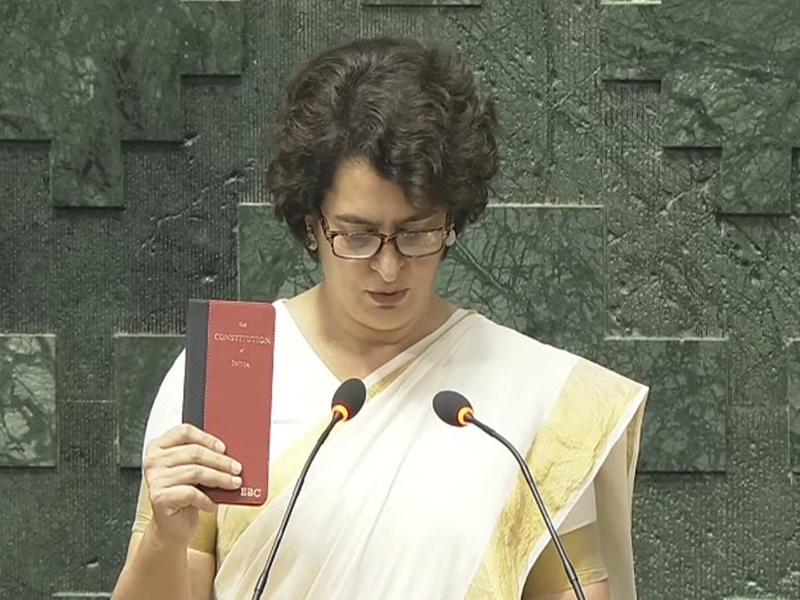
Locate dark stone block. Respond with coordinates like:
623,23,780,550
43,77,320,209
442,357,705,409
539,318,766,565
0,335,57,467
603,338,728,472
725,406,793,595
114,334,184,468
362,0,481,5
788,340,800,473
632,474,727,596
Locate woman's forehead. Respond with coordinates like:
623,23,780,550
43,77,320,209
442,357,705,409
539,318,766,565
323,162,443,224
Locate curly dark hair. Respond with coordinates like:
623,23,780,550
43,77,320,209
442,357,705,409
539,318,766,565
267,36,499,251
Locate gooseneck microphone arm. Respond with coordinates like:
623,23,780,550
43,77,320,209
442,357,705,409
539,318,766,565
251,377,367,600
434,390,586,599
465,413,586,600
251,412,342,600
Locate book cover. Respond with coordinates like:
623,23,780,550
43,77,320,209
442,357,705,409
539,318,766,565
183,298,275,506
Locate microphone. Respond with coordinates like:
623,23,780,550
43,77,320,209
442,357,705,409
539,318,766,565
432,390,586,600
252,377,367,600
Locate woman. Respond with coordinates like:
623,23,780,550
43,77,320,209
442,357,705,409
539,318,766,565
112,37,648,600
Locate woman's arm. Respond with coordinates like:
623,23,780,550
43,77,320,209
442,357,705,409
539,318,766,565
112,528,216,600
522,521,609,600
526,580,609,600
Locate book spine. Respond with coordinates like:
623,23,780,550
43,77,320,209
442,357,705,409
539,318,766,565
182,298,209,430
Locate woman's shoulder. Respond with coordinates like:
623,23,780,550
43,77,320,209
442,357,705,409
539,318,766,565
458,310,568,359
456,310,644,390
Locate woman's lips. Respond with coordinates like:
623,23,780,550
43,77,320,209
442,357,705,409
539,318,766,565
367,289,409,305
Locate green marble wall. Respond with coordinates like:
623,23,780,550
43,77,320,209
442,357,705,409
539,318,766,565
0,0,796,598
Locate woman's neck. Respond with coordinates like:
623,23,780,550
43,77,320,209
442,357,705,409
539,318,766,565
287,285,455,377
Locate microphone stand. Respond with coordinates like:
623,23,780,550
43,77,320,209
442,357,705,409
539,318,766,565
467,414,586,600
251,412,343,600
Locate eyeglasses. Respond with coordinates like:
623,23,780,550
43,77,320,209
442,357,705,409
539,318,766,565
318,214,453,259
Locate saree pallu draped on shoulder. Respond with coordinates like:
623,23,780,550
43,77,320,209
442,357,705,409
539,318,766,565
213,312,648,600
467,358,647,599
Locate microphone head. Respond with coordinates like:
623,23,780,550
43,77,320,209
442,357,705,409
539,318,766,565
432,390,474,427
331,378,367,422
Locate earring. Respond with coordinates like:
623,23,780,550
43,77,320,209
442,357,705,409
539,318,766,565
306,226,318,251
445,229,457,247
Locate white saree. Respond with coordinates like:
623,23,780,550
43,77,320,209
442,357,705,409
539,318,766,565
141,300,648,599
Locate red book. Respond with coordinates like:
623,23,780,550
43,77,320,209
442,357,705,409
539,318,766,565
183,299,275,506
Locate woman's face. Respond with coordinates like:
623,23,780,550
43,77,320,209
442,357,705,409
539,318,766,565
310,160,450,337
